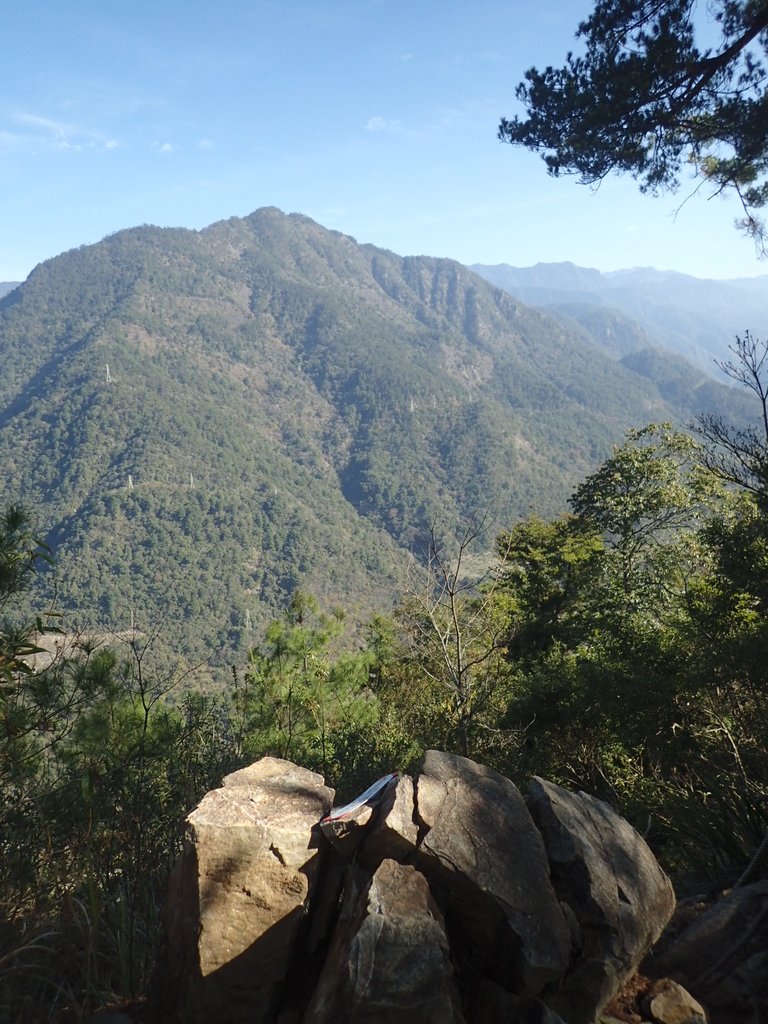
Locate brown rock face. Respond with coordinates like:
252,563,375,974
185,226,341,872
414,751,572,995
161,757,333,1024
526,776,676,1024
304,858,465,1024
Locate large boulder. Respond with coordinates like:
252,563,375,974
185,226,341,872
160,758,334,1024
527,776,676,1024
156,752,678,1024
304,858,465,1023
413,751,572,995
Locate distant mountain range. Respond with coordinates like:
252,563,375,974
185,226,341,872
0,210,756,667
470,261,768,380
0,282,19,299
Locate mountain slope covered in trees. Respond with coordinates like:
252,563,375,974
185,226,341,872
0,209,753,665
471,261,768,379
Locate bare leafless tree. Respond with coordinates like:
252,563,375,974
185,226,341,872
402,510,512,757
693,332,768,501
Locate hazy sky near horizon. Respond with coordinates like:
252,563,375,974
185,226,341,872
2,0,766,283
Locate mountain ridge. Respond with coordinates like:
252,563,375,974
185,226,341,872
0,209,755,668
470,260,768,378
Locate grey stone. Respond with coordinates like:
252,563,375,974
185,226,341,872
473,983,570,1023
413,750,571,996
156,753,688,1024
304,858,464,1023
527,776,676,1024
357,774,419,868
319,800,375,853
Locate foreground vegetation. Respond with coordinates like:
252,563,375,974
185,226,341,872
2,336,768,1021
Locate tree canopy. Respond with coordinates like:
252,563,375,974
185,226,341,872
499,0,768,249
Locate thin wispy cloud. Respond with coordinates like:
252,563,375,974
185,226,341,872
425,99,501,133
11,111,119,152
365,98,500,142
16,112,72,134
365,116,404,134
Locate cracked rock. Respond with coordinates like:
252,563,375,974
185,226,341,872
159,757,334,1024
412,751,571,996
527,776,675,1024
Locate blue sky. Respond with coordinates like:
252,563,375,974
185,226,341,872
2,0,766,283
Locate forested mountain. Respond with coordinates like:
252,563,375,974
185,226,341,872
0,282,18,299
470,261,768,379
0,209,753,665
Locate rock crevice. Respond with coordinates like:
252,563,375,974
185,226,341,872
155,751,679,1024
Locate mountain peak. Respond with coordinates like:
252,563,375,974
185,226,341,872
0,210,750,666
